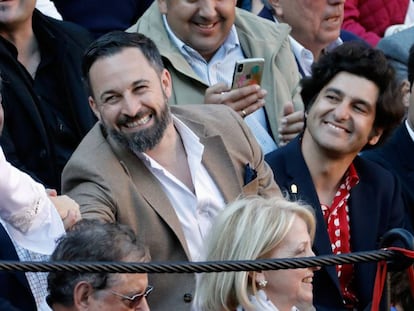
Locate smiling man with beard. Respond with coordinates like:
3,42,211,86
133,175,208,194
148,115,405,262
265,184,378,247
62,31,280,311
107,94,171,155
265,42,406,310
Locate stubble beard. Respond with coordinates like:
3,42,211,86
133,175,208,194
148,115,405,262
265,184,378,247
108,98,172,154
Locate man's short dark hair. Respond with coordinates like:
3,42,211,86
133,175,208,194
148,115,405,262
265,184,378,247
47,220,150,307
301,41,405,146
82,31,165,96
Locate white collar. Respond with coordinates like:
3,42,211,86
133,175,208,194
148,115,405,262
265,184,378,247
236,290,299,311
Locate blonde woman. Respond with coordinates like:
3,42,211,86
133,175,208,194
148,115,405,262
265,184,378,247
195,196,318,311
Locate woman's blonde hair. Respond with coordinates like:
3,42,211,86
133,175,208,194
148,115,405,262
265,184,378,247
195,195,316,311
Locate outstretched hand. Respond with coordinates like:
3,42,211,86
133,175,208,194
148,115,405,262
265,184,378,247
47,190,81,230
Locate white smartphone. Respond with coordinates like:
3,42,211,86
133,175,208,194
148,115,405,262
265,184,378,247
231,58,265,89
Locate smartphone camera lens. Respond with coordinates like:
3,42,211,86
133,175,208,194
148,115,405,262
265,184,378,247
237,64,243,72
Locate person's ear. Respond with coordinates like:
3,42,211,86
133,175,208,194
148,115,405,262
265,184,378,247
400,79,411,109
367,127,383,146
270,0,283,18
255,271,268,289
89,96,101,121
248,271,268,289
160,69,173,99
158,0,168,14
73,281,95,310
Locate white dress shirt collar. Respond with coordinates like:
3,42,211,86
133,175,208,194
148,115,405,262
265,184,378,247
236,289,300,311
136,116,225,261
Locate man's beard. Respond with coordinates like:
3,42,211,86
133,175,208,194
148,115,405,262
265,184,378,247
107,99,171,154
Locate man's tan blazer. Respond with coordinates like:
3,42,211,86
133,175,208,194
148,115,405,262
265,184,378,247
62,104,280,311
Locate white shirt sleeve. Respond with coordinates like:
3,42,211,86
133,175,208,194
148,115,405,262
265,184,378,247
35,0,62,20
0,146,65,254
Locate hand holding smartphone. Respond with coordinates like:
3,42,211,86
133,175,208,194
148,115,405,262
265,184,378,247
231,58,265,89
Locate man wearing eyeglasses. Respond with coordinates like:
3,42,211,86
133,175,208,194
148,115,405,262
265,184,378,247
46,220,151,311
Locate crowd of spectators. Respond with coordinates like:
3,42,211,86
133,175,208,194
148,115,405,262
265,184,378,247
1,0,413,310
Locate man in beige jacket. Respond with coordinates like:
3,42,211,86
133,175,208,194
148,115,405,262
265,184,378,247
62,31,280,311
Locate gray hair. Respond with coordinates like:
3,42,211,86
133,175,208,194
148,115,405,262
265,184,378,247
47,220,150,307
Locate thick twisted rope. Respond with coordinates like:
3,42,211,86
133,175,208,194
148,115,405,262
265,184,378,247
0,249,403,274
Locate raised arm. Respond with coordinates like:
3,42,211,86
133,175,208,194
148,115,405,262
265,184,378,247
0,146,67,254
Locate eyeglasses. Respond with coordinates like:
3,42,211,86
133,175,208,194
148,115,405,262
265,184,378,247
110,285,153,309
